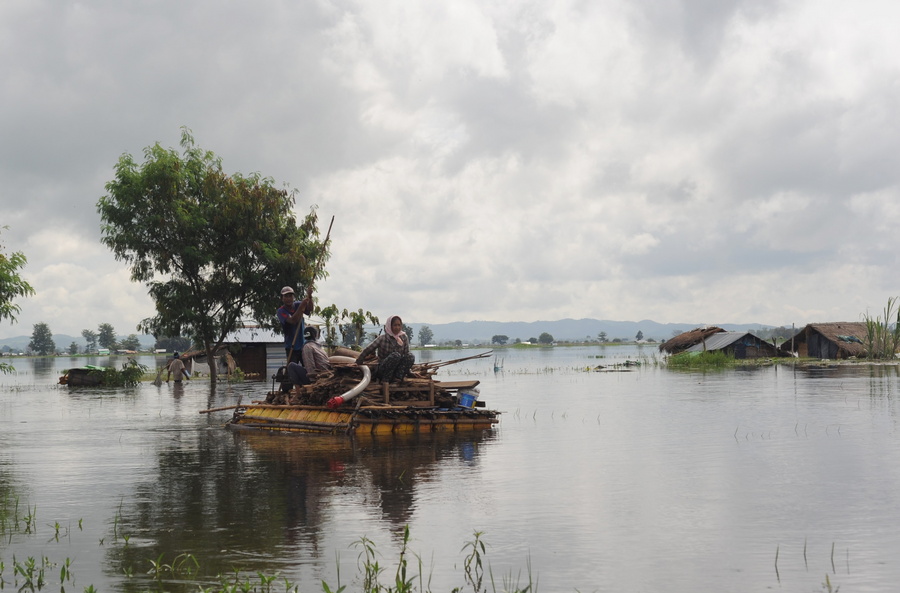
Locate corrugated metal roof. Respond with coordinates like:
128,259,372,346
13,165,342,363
685,332,750,352
225,327,282,344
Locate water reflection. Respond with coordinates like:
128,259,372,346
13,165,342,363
8,350,900,592
104,425,496,586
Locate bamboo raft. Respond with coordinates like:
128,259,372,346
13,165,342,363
214,350,500,436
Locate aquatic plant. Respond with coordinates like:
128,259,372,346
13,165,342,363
862,296,900,360
101,358,149,387
665,350,735,369
147,552,199,579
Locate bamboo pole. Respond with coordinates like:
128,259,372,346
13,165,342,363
285,215,335,367
420,350,493,369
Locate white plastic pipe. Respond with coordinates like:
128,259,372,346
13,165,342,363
326,355,371,409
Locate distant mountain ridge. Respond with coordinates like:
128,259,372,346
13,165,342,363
0,319,778,351
0,333,157,352
405,318,774,344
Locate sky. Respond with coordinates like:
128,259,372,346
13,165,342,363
2,0,900,339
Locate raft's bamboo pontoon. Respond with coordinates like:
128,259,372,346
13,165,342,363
227,402,499,435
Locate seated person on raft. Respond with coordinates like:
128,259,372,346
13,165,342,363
285,326,332,388
355,315,415,382
301,325,332,380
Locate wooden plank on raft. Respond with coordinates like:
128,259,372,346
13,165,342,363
379,380,437,406
433,380,480,390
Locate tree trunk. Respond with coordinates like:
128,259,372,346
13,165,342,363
205,343,217,385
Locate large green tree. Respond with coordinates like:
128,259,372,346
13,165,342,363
154,335,192,352
81,329,98,352
97,129,327,383
418,325,434,347
0,227,35,373
29,322,56,355
97,323,117,350
119,334,142,351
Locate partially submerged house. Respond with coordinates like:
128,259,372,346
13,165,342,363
684,332,779,358
659,327,780,359
659,327,725,355
779,322,868,359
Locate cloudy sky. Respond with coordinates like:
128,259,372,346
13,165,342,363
2,0,899,339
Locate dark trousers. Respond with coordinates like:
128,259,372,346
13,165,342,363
285,348,302,365
376,352,415,382
287,362,311,387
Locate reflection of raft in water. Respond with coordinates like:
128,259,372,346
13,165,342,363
221,351,500,436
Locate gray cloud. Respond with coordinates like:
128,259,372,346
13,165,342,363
2,0,900,339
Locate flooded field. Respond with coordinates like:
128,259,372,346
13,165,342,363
2,346,900,592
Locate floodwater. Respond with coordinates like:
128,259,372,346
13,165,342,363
3,346,900,592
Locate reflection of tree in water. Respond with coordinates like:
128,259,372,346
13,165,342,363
28,356,56,378
105,423,495,585
350,432,493,528
106,426,339,583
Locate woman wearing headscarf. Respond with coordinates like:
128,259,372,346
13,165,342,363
355,315,415,382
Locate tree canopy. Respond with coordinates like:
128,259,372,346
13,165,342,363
0,227,35,326
418,325,434,347
98,129,328,382
491,334,509,345
97,323,117,350
29,322,55,355
119,334,142,351
0,227,35,373
81,329,98,353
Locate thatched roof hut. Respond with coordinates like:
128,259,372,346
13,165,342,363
658,327,726,354
780,322,868,359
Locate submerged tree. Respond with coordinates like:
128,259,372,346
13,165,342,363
98,128,328,383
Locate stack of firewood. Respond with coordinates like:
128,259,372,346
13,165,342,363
264,350,493,408
283,363,450,407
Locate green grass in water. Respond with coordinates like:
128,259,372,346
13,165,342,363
666,350,735,369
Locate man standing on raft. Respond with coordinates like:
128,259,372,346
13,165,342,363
277,285,314,365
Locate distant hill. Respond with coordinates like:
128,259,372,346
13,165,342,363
0,319,779,351
404,318,775,344
0,333,157,353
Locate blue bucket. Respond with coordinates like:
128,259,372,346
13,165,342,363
458,392,476,409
